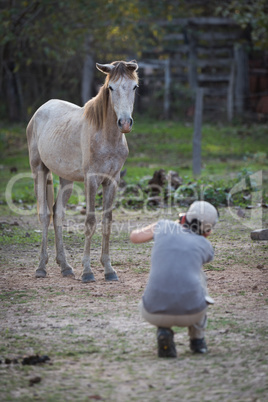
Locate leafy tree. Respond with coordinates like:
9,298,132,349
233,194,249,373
0,0,267,121
0,0,148,120
216,0,268,50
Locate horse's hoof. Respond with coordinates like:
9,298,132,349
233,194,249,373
105,272,119,281
35,269,46,278
62,269,75,278
82,273,96,283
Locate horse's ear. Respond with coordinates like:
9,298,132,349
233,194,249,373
96,63,114,74
126,61,138,71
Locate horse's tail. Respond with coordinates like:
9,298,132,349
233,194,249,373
36,172,54,224
46,172,54,223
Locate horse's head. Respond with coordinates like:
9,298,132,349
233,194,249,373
96,61,139,133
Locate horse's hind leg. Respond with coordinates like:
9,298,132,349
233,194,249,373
53,177,75,277
34,164,52,278
100,180,118,281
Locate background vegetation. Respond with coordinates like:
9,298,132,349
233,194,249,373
0,120,267,213
1,0,268,121
0,1,267,212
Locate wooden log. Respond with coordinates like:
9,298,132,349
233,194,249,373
144,45,233,55
197,47,233,54
158,17,237,27
192,88,204,177
170,58,234,68
198,74,230,82
203,88,228,96
138,61,168,70
187,17,237,26
197,58,234,68
165,32,240,41
251,229,268,241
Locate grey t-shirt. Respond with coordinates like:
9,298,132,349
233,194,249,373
142,220,214,315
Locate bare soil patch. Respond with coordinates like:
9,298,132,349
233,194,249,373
0,208,267,401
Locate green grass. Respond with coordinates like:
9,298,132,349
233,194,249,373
0,120,267,207
125,119,268,180
0,225,42,245
0,289,37,303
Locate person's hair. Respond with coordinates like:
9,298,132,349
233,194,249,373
185,218,203,235
184,218,214,235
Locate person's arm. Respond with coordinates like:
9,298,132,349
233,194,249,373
130,222,157,244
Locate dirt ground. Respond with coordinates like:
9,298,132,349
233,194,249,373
0,207,267,401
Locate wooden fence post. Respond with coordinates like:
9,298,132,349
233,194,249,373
193,87,204,176
188,32,198,92
164,58,171,119
234,44,249,115
81,35,95,105
138,60,171,118
227,62,235,122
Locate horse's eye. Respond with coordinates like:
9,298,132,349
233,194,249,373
108,85,114,91
133,85,138,90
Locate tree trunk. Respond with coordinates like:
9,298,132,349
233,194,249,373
81,35,95,105
3,61,20,121
2,41,21,121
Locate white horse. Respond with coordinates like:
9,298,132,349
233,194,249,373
26,60,139,282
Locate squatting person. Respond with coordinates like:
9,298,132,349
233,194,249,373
130,201,218,358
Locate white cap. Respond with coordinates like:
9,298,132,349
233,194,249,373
186,201,218,233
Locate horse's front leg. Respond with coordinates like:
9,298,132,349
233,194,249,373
82,174,98,283
101,180,118,281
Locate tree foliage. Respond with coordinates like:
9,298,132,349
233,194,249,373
216,0,268,50
0,0,148,120
0,0,267,121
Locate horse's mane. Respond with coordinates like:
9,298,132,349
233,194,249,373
84,61,138,130
84,85,110,131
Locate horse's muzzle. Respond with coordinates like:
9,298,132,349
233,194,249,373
118,117,133,133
